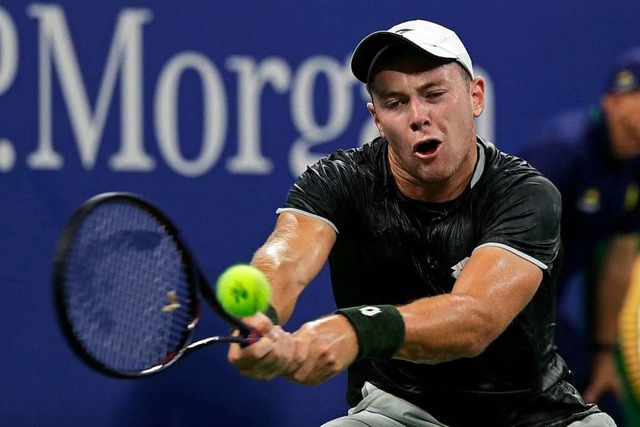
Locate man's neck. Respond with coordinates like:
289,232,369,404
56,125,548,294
391,142,479,203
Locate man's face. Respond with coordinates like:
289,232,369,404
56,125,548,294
615,91,640,142
367,53,485,198
602,90,640,159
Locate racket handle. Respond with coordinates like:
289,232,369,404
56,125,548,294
238,325,260,347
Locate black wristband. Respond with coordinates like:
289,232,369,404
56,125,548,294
263,304,280,325
335,305,405,360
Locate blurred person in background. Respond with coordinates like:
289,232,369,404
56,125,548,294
518,47,640,426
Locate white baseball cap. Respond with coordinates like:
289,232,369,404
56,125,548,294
351,20,474,84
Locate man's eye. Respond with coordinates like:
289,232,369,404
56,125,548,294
385,100,403,109
426,92,445,99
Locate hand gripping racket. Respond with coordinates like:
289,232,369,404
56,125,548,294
53,192,259,378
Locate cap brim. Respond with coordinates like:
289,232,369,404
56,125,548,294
350,31,460,84
351,31,408,83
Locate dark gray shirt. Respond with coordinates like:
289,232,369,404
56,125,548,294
279,137,599,426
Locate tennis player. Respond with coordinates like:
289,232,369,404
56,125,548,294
228,19,617,426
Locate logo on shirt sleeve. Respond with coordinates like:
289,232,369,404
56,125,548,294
450,257,470,279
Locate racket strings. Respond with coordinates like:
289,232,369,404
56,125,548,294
64,202,197,373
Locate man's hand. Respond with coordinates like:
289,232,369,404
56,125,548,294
227,312,295,380
582,350,623,403
228,313,358,385
283,314,358,386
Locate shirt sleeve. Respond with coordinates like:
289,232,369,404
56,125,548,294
279,151,358,233
477,174,562,272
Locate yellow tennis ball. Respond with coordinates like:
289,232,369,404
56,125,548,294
216,264,271,317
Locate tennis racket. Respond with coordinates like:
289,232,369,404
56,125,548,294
53,192,259,378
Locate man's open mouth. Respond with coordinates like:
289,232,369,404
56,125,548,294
414,140,441,156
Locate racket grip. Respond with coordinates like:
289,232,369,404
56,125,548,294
238,325,260,347
245,328,260,347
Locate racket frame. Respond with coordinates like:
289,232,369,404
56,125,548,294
53,192,256,379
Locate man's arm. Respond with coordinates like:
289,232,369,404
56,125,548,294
395,246,542,363
594,233,638,348
252,211,337,325
284,245,543,385
584,232,639,402
227,211,337,379
231,217,543,385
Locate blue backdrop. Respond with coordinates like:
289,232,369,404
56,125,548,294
1,1,639,426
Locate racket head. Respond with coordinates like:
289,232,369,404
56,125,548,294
54,192,205,377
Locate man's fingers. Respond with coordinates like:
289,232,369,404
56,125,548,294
227,338,273,368
228,324,295,380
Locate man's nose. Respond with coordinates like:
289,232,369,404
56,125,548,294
409,99,430,131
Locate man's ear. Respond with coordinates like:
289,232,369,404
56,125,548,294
471,77,485,118
367,102,385,138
